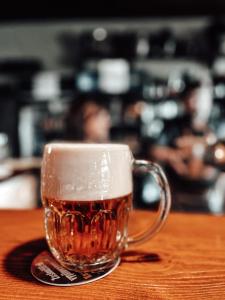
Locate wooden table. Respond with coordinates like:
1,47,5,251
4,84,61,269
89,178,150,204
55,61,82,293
1,209,225,299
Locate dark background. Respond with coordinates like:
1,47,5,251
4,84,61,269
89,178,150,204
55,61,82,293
1,1,225,22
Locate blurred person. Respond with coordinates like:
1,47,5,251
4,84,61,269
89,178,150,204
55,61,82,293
149,77,213,177
65,94,111,143
121,100,145,156
147,77,221,212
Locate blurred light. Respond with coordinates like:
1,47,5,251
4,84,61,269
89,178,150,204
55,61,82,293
77,72,96,92
149,119,164,135
217,123,225,139
143,119,164,138
0,133,9,161
0,133,8,146
143,85,156,99
215,147,225,160
32,72,60,100
168,72,185,93
136,38,149,57
93,28,107,41
156,86,164,98
206,133,217,146
141,104,154,123
157,101,179,119
215,84,225,98
98,59,130,94
213,58,225,76
18,107,34,157
142,176,160,203
171,78,185,92
48,101,66,114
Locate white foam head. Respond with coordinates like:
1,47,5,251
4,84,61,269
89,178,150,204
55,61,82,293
41,143,133,201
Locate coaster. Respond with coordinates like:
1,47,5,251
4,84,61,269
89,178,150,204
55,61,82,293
31,251,120,286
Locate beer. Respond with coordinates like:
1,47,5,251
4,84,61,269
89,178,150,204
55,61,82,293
43,194,132,271
41,142,171,272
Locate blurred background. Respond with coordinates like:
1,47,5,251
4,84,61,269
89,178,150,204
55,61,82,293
1,2,225,212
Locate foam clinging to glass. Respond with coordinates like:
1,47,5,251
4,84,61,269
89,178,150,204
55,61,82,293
41,143,133,201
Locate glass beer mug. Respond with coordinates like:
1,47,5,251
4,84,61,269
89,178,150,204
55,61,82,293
41,143,171,272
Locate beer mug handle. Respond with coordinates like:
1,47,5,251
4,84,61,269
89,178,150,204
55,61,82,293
128,159,171,246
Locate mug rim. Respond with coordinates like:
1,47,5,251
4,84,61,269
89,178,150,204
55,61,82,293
44,142,130,152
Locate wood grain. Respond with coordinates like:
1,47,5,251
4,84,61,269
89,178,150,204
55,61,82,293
1,209,225,299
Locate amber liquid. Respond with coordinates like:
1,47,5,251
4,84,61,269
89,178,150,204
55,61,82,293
42,194,132,271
